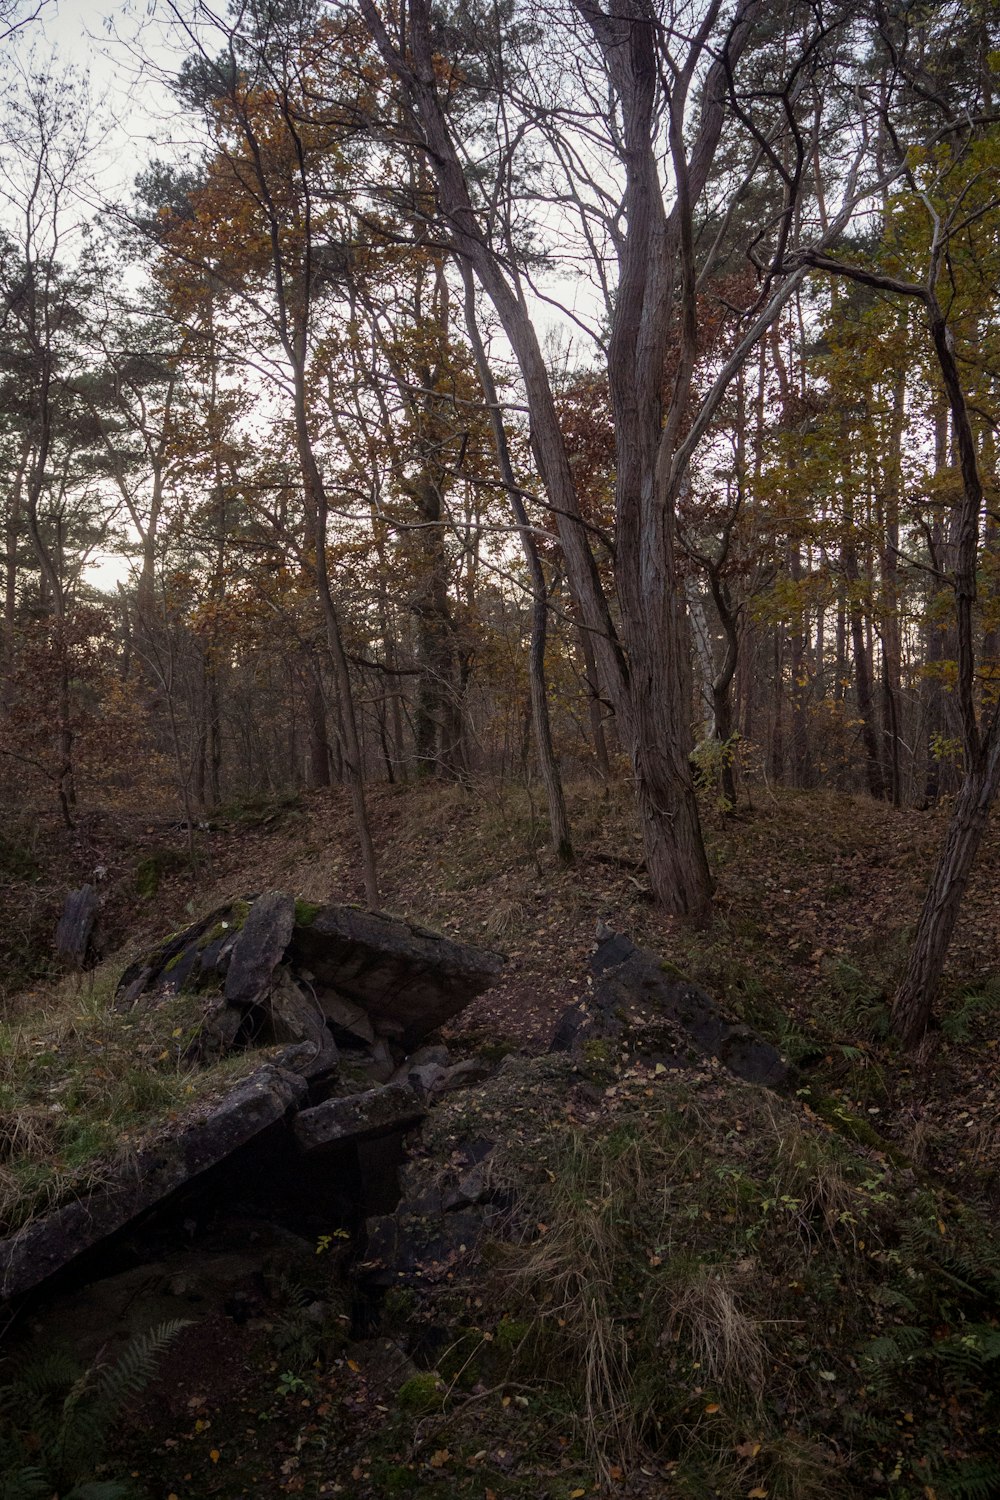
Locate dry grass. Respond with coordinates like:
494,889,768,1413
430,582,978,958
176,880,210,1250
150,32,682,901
664,1261,768,1399
0,958,269,1237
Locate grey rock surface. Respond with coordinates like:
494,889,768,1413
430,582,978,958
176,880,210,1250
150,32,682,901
0,1065,306,1302
293,1082,426,1152
55,884,98,966
290,907,503,1050
551,930,792,1090
225,891,296,1008
268,968,339,1075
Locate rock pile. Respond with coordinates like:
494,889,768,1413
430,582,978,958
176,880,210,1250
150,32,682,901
1,895,503,1301
116,892,504,1085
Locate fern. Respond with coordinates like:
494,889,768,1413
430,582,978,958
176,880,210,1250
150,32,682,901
0,1318,189,1498
0,1466,50,1500
90,1319,191,1425
932,1457,1000,1500
862,1324,927,1365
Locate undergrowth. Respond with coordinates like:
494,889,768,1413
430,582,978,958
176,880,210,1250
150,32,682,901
0,961,266,1236
0,1319,189,1499
403,1055,1000,1500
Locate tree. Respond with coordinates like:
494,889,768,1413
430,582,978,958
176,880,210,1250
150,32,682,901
0,67,118,822
154,6,381,899
355,0,899,918
794,10,1000,1041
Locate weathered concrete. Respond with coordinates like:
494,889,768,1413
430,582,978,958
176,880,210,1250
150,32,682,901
0,1065,307,1302
55,884,99,966
225,891,296,1009
293,1082,426,1152
551,929,792,1091
290,907,504,1050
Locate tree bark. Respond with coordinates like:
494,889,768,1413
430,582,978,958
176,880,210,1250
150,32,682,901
892,720,1000,1045
461,265,572,860
360,0,716,916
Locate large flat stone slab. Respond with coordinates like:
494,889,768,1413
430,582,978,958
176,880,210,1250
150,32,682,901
0,1065,307,1302
291,907,503,1050
293,1083,426,1152
225,891,296,1008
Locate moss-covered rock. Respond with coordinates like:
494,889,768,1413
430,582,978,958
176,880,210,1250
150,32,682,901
397,1371,446,1414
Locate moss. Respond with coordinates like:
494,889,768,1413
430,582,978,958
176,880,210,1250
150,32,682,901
197,920,232,950
495,1316,531,1351
474,1040,515,1065
229,899,251,929
659,958,691,982
806,1089,907,1164
294,899,323,927
581,1037,615,1081
135,849,188,900
582,1038,611,1064
397,1371,446,1414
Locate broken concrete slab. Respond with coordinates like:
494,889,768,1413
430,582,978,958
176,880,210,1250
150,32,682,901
552,930,792,1091
115,907,239,1008
268,968,339,1076
116,899,502,1071
289,907,504,1051
225,891,296,1009
55,884,98,966
0,1065,307,1302
293,1082,426,1153
320,990,376,1045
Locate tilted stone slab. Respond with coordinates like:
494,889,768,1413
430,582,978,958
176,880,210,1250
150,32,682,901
290,907,504,1050
55,884,99,966
552,930,792,1091
0,1065,307,1302
116,907,239,1008
225,891,296,1009
293,1082,426,1152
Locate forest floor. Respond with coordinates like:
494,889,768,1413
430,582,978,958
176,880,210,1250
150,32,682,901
1,774,999,1499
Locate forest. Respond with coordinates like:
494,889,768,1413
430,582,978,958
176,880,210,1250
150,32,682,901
1,1,1000,1497
2,0,1000,1035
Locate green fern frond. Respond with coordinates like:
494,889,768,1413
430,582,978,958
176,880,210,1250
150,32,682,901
1,1347,81,1399
0,1319,189,1497
932,1457,1000,1500
862,1324,927,1365
0,1465,49,1500
91,1318,190,1423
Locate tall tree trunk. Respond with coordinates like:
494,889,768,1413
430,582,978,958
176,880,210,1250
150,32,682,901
880,364,906,806
892,720,1000,1045
462,266,571,858
923,401,950,804
305,661,332,789
579,614,612,780
361,0,718,916
687,579,716,744
841,472,884,799
789,544,812,787
769,626,785,783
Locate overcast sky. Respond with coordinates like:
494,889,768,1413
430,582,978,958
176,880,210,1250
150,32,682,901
19,0,184,199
